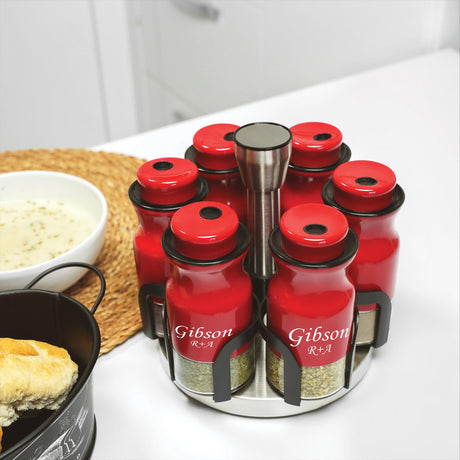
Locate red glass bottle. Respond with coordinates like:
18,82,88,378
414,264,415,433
280,122,351,212
128,157,208,338
162,201,254,396
267,203,358,399
185,123,247,225
322,160,405,345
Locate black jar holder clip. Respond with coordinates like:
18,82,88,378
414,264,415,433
355,290,392,348
138,282,165,340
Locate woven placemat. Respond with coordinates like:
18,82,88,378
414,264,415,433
0,148,146,354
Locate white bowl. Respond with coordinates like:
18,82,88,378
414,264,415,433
0,170,107,292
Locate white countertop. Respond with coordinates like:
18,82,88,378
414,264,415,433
90,49,459,460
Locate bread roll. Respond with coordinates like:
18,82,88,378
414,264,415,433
0,338,78,427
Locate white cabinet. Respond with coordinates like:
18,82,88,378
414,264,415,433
129,0,459,131
129,0,264,128
154,0,264,114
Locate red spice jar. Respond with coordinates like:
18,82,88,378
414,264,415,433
128,157,208,339
280,122,351,212
185,123,247,225
322,160,405,346
267,203,359,399
162,201,254,396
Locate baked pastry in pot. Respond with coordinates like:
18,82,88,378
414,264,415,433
0,338,78,428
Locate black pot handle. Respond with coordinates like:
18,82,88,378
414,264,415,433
24,262,106,315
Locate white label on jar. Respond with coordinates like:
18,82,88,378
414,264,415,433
174,325,233,340
288,326,350,348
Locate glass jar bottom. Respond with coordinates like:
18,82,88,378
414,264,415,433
266,349,346,399
173,343,255,395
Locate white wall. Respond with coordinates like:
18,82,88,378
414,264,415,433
0,0,458,152
130,0,460,131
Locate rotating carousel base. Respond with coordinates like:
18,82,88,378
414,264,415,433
161,338,372,418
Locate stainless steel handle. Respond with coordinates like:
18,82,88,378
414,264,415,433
172,0,220,21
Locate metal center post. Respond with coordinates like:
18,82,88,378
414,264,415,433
234,122,292,302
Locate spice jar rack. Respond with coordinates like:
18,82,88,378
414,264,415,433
131,121,404,418
161,342,372,418
154,289,389,417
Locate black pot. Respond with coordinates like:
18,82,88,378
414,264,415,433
0,263,104,460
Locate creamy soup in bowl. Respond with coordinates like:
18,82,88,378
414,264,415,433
0,171,107,292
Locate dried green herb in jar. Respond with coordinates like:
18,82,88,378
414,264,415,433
174,342,255,395
266,349,346,399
